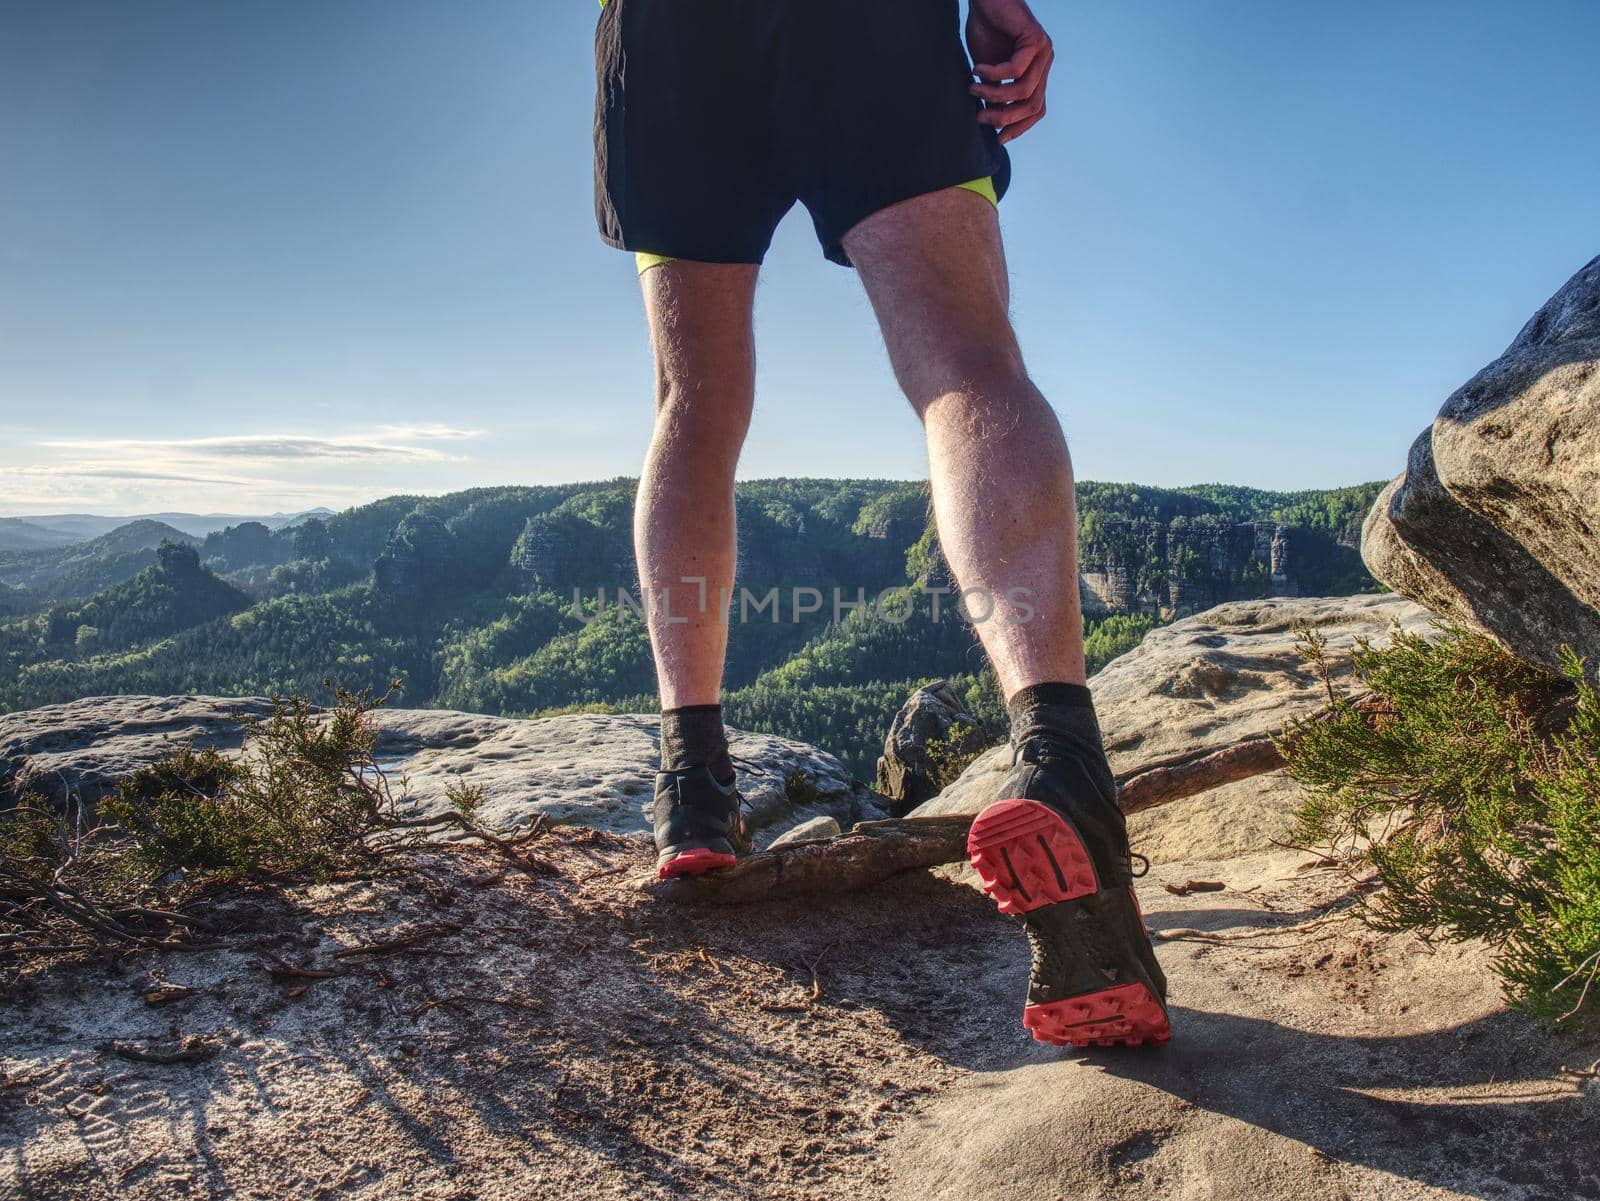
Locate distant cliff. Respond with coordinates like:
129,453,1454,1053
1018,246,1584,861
505,479,1381,624
1078,512,1369,619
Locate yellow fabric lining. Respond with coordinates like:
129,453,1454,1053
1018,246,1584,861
957,175,999,206
633,250,677,274
633,176,999,274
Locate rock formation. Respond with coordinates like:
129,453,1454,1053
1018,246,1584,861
874,680,986,816
912,593,1432,823
0,698,880,841
1362,254,1600,678
5,665,1592,1200
882,845,1596,1201
1078,516,1338,618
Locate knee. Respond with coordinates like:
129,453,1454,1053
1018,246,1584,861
652,372,753,450
900,342,1034,421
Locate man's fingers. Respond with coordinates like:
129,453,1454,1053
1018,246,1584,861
998,107,1045,144
972,38,1051,139
978,93,1044,130
971,37,1042,85
969,74,1040,104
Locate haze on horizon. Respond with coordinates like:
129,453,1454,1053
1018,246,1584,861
3,1,1597,517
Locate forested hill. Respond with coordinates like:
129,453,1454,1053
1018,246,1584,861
0,478,1383,773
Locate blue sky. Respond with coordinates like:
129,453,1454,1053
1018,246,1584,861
1,0,1596,515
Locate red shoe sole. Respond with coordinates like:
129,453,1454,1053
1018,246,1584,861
1023,982,1172,1048
970,798,1171,1048
657,848,737,880
967,797,1101,916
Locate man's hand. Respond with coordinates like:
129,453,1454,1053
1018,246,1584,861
966,0,1054,144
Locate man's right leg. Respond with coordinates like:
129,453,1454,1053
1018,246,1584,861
635,260,759,878
845,188,1169,1047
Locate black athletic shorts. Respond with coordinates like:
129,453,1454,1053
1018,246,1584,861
592,0,1011,269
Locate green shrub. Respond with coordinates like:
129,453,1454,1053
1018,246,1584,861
2,682,523,958
1280,625,1600,1033
103,685,403,882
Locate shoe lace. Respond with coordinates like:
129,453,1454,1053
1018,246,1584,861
723,756,764,819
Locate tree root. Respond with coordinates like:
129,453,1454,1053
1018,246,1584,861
638,816,975,905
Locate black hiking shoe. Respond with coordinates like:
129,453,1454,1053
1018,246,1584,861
966,727,1170,1047
653,765,750,880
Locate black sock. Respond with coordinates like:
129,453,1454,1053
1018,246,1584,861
1007,682,1116,803
1008,681,1095,722
660,704,734,784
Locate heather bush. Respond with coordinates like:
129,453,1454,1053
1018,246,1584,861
1281,626,1600,1033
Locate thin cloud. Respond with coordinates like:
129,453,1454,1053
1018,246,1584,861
0,425,485,514
0,466,392,511
11,465,257,486
40,427,482,465
374,424,480,441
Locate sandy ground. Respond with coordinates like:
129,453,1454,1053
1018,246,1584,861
3,827,1598,1200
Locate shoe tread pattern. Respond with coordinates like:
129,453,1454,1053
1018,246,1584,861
967,797,1100,915
1023,981,1171,1047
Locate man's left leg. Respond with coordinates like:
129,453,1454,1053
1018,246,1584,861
635,260,760,879
844,186,1169,1047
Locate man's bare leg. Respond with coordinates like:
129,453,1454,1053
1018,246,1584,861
845,186,1170,1048
635,260,758,878
635,261,758,710
842,187,1085,697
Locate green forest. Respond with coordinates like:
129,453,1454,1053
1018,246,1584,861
0,478,1382,775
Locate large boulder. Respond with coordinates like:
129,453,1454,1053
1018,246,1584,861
875,681,987,816
0,696,876,838
911,594,1432,836
1362,254,1600,678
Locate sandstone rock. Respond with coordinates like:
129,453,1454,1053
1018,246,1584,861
0,694,280,810
1127,769,1305,865
875,681,986,816
375,709,871,835
1363,254,1600,678
3,706,1587,1200
8,832,1577,1200
1434,254,1600,600
765,815,841,849
0,695,873,837
911,595,1431,835
1360,472,1493,641
1363,433,1600,678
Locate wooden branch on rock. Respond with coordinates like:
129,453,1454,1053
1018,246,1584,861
1117,734,1286,814
646,694,1376,905
639,816,973,905
1118,691,1376,815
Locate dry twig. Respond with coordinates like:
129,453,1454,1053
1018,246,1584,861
106,1035,221,1065
1155,911,1354,944
1164,880,1226,896
330,921,463,959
